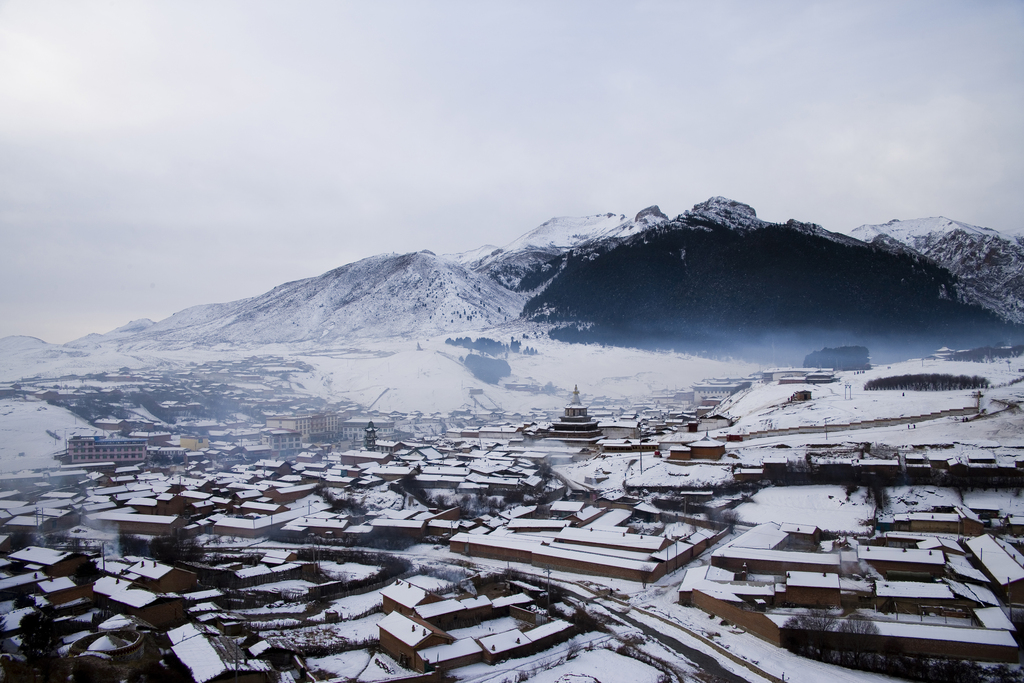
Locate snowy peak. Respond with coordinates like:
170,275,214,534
454,211,646,291
111,318,156,334
634,205,669,229
682,196,762,231
446,244,502,267
669,197,860,248
851,217,1005,249
493,212,635,254
65,318,158,348
124,251,527,347
853,217,1024,324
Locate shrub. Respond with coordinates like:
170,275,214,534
864,373,989,391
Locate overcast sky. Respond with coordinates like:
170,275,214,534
1,1,1022,344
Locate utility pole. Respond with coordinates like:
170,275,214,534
545,567,552,611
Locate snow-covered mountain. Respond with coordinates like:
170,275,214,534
95,251,527,347
684,196,863,247
523,197,1017,351
11,198,1020,355
449,207,666,291
852,218,1024,324
851,217,1004,246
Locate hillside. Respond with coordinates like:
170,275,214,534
523,198,1018,355
4,197,1021,369
852,217,1024,324
449,208,662,291
88,251,527,348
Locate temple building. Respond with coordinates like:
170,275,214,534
533,386,603,447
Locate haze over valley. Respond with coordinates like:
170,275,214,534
1,3,1023,682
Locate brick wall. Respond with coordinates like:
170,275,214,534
692,589,782,645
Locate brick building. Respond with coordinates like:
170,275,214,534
67,435,147,464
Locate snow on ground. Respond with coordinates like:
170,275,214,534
456,646,663,683
236,603,309,617
450,633,620,683
0,333,757,415
306,649,371,681
626,460,734,489
357,652,417,682
556,452,738,496
0,398,98,472
298,334,757,415
246,579,317,594
720,357,1023,441
328,589,384,619
638,594,896,683
886,486,962,515
318,561,380,582
405,574,456,592
963,489,1024,517
733,485,873,533
264,612,383,650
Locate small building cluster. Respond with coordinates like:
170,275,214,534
679,522,1021,663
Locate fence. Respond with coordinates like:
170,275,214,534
741,406,976,440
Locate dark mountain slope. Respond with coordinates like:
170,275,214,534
523,199,1017,351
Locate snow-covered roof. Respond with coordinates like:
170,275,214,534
92,576,133,597
37,577,76,593
8,546,72,566
947,554,989,583
381,580,428,608
554,527,666,552
857,545,944,566
549,501,585,514
533,542,657,573
728,523,788,550
109,588,160,609
89,634,131,652
974,606,1015,631
478,628,529,654
414,599,463,620
714,546,841,568
418,637,481,663
947,579,999,606
377,611,437,648
875,581,954,600
786,571,840,589
525,619,571,640
491,593,532,608
127,560,175,580
964,535,1024,585
171,634,271,683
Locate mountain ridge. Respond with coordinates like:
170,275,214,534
11,197,1020,355
522,200,1019,352
852,218,1024,324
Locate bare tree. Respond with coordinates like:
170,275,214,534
835,615,879,668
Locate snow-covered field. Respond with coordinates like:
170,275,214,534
0,333,758,416
732,485,873,533
886,486,962,515
454,646,664,683
723,357,1023,437
319,561,381,582
0,398,100,472
306,649,372,681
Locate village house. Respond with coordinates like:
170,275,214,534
67,435,148,464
